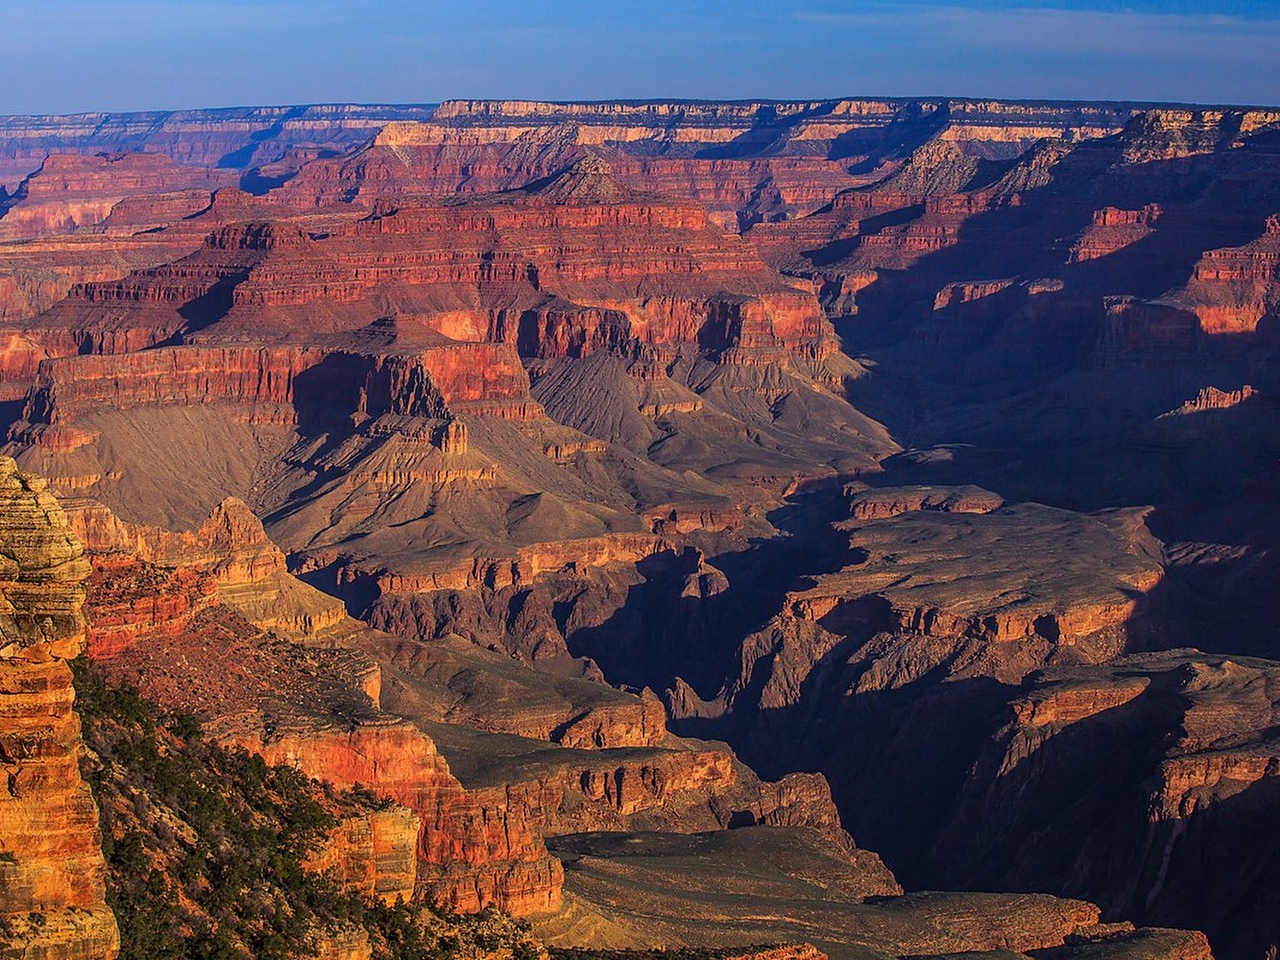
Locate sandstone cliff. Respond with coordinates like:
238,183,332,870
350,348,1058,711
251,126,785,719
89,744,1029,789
64,494,566,916
0,457,118,959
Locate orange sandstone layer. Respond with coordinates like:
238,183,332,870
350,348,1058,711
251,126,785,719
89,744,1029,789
0,457,119,958
228,716,563,915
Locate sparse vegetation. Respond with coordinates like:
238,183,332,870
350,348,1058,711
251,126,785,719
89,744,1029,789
72,658,543,960
549,949,781,960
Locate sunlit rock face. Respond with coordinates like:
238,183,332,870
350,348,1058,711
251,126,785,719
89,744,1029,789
0,456,119,959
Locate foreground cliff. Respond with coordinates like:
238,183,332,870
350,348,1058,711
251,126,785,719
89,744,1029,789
71,656,550,960
0,456,118,959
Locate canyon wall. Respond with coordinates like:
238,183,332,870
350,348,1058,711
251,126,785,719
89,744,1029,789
0,457,118,959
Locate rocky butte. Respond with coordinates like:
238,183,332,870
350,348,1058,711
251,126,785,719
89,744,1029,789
1,96,1279,959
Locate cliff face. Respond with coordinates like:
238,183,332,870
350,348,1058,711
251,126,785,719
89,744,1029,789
3,147,892,595
63,495,565,917
933,654,1280,960
786,505,1163,648
0,457,118,959
305,805,421,906
4,156,832,409
1175,213,1280,334
229,716,563,915
747,108,1280,362
56,491,892,925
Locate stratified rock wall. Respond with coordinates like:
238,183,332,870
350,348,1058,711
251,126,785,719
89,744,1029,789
232,716,563,915
0,457,118,958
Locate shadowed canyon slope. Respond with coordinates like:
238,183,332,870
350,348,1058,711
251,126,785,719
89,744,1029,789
3,468,1213,960
3,97,1280,959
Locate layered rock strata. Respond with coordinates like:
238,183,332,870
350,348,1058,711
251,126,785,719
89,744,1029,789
280,98,1136,222
0,152,233,240
0,457,118,958
67,497,563,915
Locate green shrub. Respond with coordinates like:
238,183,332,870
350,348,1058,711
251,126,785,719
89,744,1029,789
71,658,542,960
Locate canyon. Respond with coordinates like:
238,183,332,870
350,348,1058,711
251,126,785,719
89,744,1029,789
1,96,1279,959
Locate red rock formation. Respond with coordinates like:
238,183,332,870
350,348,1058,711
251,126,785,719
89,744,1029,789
279,98,1132,221
1164,385,1258,416
264,158,834,360
1176,214,1280,334
13,337,539,432
45,489,567,918
230,716,563,915
334,534,676,607
83,556,214,659
18,345,323,424
721,946,827,960
845,484,1004,520
0,457,119,958
4,151,833,425
1096,298,1205,364
1121,108,1280,162
916,654,1277,959
787,505,1163,648
1068,204,1163,263
553,688,669,749
306,806,421,906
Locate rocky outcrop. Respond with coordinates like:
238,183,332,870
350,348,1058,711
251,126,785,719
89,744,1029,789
721,946,826,960
0,458,119,958
1068,204,1163,263
923,654,1278,960
360,533,673,599
310,927,374,960
229,715,563,915
1175,213,1280,334
1163,385,1258,416
306,806,421,906
1121,108,1280,163
63,495,347,653
82,556,215,659
787,505,1163,648
844,484,1004,521
553,688,668,750
59,493,567,917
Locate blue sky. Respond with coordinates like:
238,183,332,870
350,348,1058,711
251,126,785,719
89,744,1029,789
3,0,1278,114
